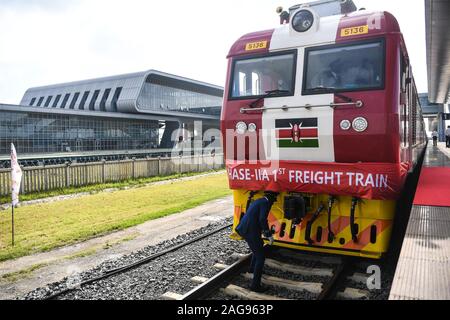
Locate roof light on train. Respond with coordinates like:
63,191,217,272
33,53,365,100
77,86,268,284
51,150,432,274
235,122,247,135
276,6,290,25
248,123,257,133
352,117,368,132
340,120,351,131
291,10,314,32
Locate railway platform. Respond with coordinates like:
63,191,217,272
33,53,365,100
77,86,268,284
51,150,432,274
389,143,450,300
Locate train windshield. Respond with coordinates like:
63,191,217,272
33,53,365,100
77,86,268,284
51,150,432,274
230,52,296,99
303,41,384,94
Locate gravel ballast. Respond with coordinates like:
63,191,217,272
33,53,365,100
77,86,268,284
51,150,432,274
23,218,248,300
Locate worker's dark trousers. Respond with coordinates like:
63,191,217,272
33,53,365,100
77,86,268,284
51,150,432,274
447,136,450,148
244,236,265,289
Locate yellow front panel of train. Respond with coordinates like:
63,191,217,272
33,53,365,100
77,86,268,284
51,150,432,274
230,190,396,259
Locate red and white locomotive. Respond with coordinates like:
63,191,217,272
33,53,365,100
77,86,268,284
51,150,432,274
221,0,426,258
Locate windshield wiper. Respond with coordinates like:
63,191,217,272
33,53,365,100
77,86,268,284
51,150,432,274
249,89,290,107
309,86,353,103
309,86,336,92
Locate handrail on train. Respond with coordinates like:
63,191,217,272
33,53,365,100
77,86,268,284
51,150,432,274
240,100,363,113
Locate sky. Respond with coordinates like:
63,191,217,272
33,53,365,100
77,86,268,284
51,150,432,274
0,0,427,104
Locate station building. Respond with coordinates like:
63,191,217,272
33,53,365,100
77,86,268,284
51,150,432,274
0,70,223,166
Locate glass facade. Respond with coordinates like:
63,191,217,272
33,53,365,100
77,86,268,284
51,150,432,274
0,110,159,155
137,75,223,116
37,97,44,107
79,91,90,110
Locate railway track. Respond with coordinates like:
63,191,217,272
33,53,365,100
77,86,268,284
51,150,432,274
40,221,373,301
163,248,371,301
42,223,233,300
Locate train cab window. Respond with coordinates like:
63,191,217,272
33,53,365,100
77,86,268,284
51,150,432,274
303,40,384,94
230,51,296,99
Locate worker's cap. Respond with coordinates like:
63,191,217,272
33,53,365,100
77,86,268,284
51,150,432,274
264,191,279,202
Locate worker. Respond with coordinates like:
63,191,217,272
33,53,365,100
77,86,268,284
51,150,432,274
432,130,438,147
236,191,278,293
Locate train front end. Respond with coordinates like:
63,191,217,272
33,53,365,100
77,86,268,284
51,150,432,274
221,1,413,259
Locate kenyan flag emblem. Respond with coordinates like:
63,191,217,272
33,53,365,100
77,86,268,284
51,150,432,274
275,118,319,148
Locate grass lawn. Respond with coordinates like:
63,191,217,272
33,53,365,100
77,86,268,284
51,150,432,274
0,171,219,204
0,173,231,262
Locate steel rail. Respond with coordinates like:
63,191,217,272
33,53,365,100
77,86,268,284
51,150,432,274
43,223,233,300
181,253,252,300
317,258,352,300
181,250,354,301
240,101,363,113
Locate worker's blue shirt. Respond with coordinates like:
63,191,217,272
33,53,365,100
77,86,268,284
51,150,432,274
236,197,271,238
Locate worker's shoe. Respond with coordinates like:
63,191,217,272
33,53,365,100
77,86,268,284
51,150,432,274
249,285,268,293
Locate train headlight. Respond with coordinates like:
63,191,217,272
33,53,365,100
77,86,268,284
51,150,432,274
235,122,247,135
248,123,257,133
352,117,368,132
340,120,351,131
292,10,314,32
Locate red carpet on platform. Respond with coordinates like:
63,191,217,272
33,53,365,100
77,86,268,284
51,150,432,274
413,167,450,207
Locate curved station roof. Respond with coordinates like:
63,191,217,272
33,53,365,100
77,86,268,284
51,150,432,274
20,70,224,120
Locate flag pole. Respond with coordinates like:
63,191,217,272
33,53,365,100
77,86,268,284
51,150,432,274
10,143,22,247
11,203,14,247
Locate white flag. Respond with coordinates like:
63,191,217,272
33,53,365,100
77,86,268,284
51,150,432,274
11,143,23,207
